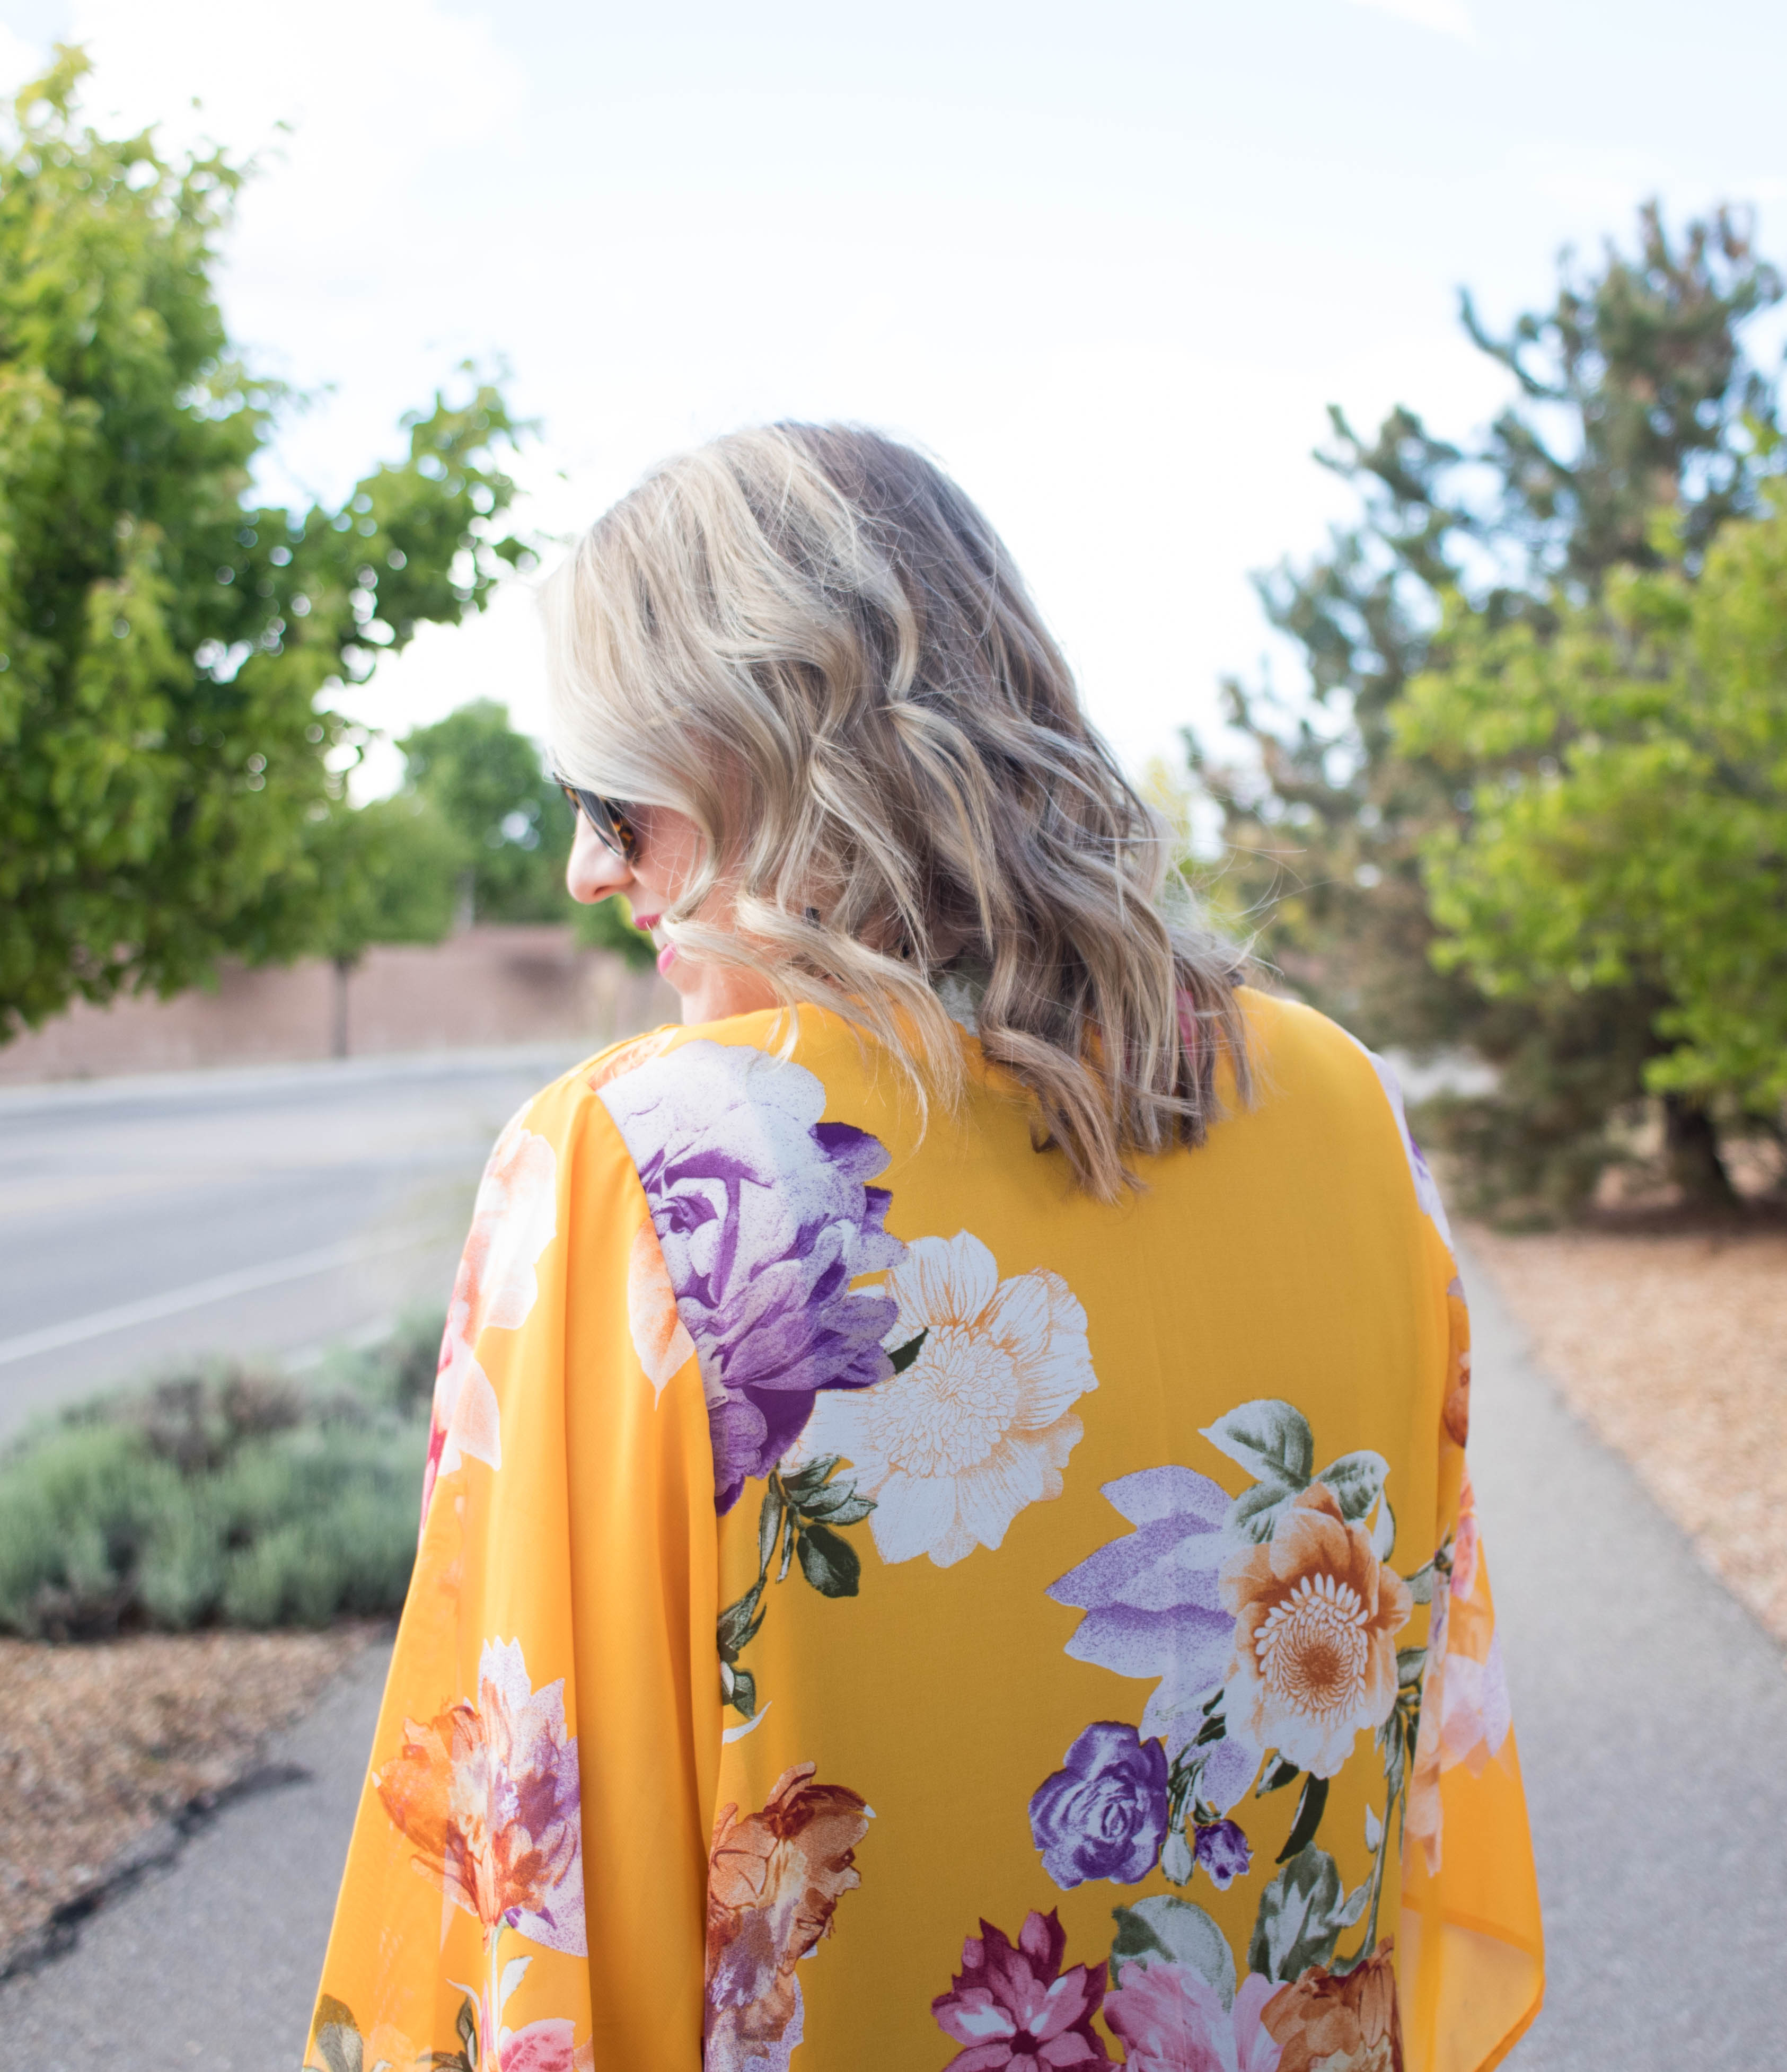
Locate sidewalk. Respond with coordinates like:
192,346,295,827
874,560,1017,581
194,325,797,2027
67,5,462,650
0,1643,391,2068
1,1257,1782,2065
1464,1247,1787,2065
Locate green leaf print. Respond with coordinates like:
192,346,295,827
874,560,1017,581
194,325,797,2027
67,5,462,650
885,1326,929,1375
310,1999,364,2072
1247,1844,1354,1982
717,1579,767,1655
1254,1756,1301,1796
1199,1400,1315,1488
719,1459,878,1714
1111,1894,1237,2006
1228,1477,1299,1545
757,1485,785,1572
1277,1774,1331,1863
796,1522,861,1596
1316,1450,1389,1520
797,1483,876,1526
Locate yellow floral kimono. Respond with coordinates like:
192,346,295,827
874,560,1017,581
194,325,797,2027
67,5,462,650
307,989,1542,2072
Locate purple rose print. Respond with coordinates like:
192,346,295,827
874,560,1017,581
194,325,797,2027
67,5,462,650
1029,1722,1169,1888
597,1041,904,1512
1193,1817,1251,1890
1047,1466,1260,1810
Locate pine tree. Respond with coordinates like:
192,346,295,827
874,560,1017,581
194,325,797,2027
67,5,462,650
1192,203,1782,1213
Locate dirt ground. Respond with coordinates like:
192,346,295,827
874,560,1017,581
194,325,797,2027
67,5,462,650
0,1627,372,1977
1468,1220,1787,1650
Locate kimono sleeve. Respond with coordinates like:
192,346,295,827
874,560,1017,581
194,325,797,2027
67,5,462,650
304,1065,721,2072
1398,1239,1546,2072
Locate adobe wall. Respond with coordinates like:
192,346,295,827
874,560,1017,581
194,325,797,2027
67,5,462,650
0,927,679,1083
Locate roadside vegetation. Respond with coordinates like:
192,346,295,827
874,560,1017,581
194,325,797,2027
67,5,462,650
0,1313,442,1640
1192,203,1787,1222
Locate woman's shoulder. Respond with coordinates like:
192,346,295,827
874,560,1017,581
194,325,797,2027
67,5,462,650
1230,985,1453,1248
517,1007,892,1192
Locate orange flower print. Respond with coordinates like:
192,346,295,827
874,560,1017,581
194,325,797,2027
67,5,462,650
705,1763,871,2072
1220,1484,1413,1779
627,1218,697,1400
1260,1940,1404,2072
1442,1276,1471,1450
585,1026,678,1094
374,1637,585,1958
423,1114,558,1526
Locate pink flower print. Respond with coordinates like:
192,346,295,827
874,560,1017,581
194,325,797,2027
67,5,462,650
931,1909,1111,2069
423,1112,558,1526
498,2018,596,2071
1104,1964,1284,2072
373,1636,585,1957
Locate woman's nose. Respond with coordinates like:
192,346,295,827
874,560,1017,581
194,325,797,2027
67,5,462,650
566,815,633,902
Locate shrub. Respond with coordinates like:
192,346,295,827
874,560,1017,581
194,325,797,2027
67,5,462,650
0,1310,442,1639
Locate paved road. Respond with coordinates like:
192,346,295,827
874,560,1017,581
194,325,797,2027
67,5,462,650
0,1253,1781,2065
0,1045,600,1441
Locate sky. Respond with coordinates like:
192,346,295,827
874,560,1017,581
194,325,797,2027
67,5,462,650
4,0,1787,796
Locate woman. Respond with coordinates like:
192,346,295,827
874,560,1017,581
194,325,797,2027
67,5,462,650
307,426,1541,2072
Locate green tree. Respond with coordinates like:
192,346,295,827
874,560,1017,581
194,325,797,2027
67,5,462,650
1395,495,1787,1200
398,696,656,968
398,698,568,923
1192,202,1783,1212
302,794,461,1055
0,50,529,1041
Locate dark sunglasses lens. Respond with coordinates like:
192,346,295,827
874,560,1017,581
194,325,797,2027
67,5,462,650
560,780,635,859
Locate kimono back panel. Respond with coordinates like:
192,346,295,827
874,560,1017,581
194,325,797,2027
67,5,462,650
307,987,1542,2072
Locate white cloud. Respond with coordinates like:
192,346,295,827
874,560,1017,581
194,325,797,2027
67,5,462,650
1347,0,1475,41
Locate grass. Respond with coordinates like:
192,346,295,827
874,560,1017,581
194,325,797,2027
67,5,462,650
0,1312,442,1640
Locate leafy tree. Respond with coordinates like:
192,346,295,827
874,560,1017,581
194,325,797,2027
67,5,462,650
1396,495,1787,1199
0,50,527,1042
301,794,461,1055
397,698,568,923
303,795,461,968
1192,203,1783,1213
398,696,656,968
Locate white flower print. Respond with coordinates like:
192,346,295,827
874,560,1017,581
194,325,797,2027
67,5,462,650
422,1110,558,1524
798,1231,1096,1569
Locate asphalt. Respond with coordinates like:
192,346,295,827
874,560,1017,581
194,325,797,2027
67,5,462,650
1463,1246,1787,2066
1,1244,1782,2066
0,1044,596,1440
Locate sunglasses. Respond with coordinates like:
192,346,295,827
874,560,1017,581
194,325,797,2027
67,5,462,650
556,776,638,862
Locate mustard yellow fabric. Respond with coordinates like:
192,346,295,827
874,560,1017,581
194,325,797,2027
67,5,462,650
307,990,1543,2072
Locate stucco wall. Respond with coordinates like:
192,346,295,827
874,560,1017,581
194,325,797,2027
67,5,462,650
0,928,678,1083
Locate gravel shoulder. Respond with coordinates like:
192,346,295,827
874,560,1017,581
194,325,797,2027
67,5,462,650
0,1627,374,1978
1466,1220,1787,1648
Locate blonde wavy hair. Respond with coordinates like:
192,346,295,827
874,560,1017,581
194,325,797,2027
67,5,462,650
543,422,1247,1200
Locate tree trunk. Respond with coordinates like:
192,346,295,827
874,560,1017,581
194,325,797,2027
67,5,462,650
332,955,353,1060
1661,1092,1738,1209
